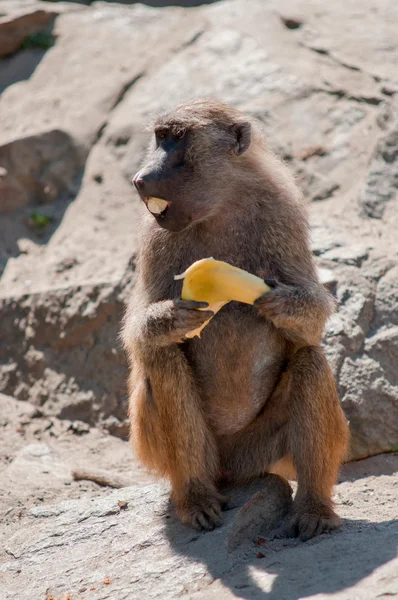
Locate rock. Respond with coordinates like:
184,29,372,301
1,455,398,600
321,260,398,459
0,4,206,149
0,272,135,428
0,0,397,461
5,443,71,485
359,117,398,219
0,9,57,58
322,244,370,267
374,265,398,328
318,267,338,293
0,1,398,597
226,475,292,553
102,415,130,440
339,354,398,459
0,129,81,212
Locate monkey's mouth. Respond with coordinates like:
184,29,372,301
145,197,171,218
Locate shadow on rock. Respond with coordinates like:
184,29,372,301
0,22,56,95
340,452,398,482
0,129,85,277
0,47,47,95
164,475,398,600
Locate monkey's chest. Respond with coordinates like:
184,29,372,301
184,305,285,435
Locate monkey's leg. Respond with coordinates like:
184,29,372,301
129,346,228,531
280,346,349,540
219,346,349,540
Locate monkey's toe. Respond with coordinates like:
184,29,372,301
180,502,224,531
274,500,341,542
176,484,229,531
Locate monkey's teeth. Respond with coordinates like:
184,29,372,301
147,197,169,215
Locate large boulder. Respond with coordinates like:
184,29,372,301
0,0,397,459
0,9,57,58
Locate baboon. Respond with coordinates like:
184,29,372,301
122,99,349,540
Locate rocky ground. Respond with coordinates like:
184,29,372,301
0,0,397,598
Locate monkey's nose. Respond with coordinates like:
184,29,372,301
132,172,145,192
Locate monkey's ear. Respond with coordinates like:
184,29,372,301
232,122,251,155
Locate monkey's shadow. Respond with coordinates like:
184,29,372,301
164,461,398,600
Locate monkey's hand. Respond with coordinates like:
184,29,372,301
254,278,294,320
254,278,333,345
143,299,214,346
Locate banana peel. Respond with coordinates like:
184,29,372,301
175,257,270,338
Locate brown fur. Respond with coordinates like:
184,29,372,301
122,99,349,539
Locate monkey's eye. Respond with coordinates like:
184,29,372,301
157,130,166,140
175,128,186,140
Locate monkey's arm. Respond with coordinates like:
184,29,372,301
254,278,335,346
124,298,213,350
123,292,226,530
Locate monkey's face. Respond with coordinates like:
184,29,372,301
132,106,251,232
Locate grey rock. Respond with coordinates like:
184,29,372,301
0,9,56,58
359,119,398,218
1,1,398,598
322,244,370,267
339,355,398,459
0,129,81,212
0,269,135,428
322,262,398,459
5,442,71,485
0,0,397,463
226,476,292,553
374,265,398,329
1,457,398,600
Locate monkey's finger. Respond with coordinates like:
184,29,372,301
254,291,276,306
175,299,210,310
308,516,338,540
195,511,215,531
192,310,215,321
208,500,223,519
174,311,213,332
264,278,278,288
204,506,223,528
298,518,318,542
179,310,214,324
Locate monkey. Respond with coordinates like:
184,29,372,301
122,99,349,540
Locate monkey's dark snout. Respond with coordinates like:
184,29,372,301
132,172,145,193
132,170,163,201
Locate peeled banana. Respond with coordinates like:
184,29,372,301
175,257,270,338
147,197,169,215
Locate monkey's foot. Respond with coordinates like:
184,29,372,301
273,497,341,542
175,479,230,531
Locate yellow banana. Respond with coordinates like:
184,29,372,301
175,257,270,338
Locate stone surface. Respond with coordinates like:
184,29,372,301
0,394,153,563
0,0,397,454
0,128,81,212
0,9,57,58
0,270,135,431
0,1,398,596
0,0,398,458
0,445,397,600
